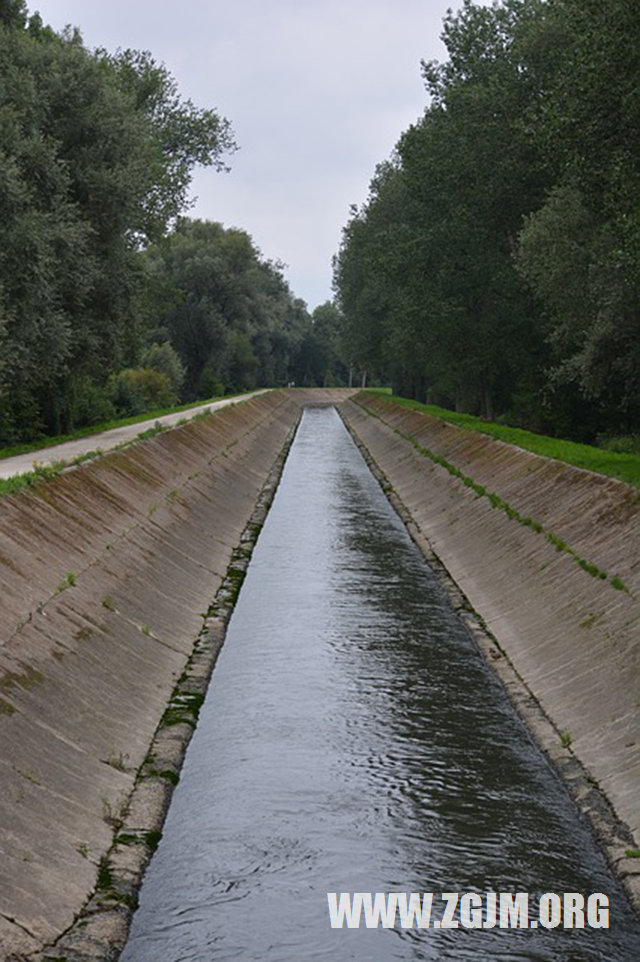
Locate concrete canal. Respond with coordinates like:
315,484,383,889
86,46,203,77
122,406,640,961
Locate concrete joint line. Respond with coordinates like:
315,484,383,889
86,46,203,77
0,913,39,944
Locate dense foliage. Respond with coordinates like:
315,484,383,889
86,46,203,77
334,0,640,442
0,2,344,445
0,0,237,441
146,219,322,399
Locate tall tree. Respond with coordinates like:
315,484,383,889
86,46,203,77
335,0,553,419
516,0,640,432
0,7,235,440
147,219,311,398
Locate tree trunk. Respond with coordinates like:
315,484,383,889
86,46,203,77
480,380,494,421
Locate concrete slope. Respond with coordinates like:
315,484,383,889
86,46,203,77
0,391,300,960
341,394,640,896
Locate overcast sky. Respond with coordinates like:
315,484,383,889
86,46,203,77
31,0,472,310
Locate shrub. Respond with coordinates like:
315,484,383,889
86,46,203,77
71,377,116,427
198,366,225,399
109,368,176,416
597,435,640,454
140,341,185,393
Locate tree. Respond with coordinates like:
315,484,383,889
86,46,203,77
515,0,640,433
102,48,236,243
140,341,185,393
147,219,312,398
0,0,27,28
0,7,235,442
333,0,640,437
334,0,553,419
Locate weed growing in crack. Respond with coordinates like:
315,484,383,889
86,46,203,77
56,571,77,593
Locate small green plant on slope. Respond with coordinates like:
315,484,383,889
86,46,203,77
56,571,76,593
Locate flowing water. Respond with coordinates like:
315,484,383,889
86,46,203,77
122,406,640,961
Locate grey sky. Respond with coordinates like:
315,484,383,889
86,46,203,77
31,1,467,310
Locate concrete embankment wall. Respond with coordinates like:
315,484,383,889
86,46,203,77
0,391,309,960
341,393,640,900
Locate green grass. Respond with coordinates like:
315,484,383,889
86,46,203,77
364,390,640,489
358,395,630,594
96,856,113,890
56,571,77,593
0,389,259,461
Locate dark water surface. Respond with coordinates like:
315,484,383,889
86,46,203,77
122,407,640,961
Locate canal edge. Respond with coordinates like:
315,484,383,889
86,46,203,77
36,412,303,962
336,403,640,917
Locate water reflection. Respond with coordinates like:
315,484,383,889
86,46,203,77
122,407,639,961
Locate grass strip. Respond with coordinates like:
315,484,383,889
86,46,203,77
356,396,630,595
363,390,640,489
0,390,256,461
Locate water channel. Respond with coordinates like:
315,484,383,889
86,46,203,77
122,406,640,961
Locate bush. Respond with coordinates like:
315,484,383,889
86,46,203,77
198,366,225,399
597,435,640,454
140,341,185,393
110,368,177,416
71,377,116,426
0,386,43,445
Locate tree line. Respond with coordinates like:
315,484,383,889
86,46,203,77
0,1,346,445
333,0,640,443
